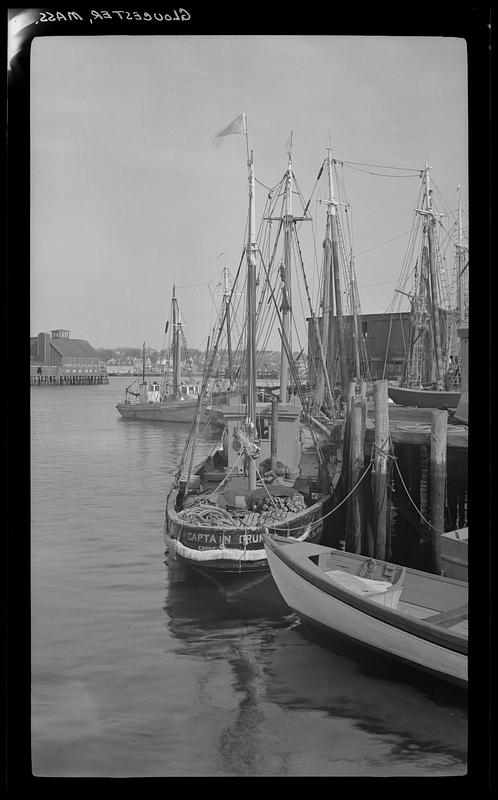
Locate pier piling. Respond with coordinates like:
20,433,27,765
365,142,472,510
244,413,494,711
346,398,364,554
271,394,278,471
373,380,390,560
430,409,448,573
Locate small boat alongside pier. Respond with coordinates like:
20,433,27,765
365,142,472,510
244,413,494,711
263,535,468,686
440,527,468,582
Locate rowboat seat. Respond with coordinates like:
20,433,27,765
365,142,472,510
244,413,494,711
425,603,468,628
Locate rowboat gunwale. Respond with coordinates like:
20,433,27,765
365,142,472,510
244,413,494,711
263,536,468,656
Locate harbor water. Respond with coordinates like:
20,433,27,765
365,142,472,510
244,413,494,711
30,378,467,777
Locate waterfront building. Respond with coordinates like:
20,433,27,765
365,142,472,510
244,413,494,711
307,312,412,384
30,329,108,384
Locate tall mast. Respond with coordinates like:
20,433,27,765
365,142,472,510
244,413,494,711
456,184,466,324
223,266,234,388
142,340,146,383
317,149,336,406
172,284,181,398
327,149,348,397
350,250,361,381
246,149,258,490
279,150,293,403
423,163,444,387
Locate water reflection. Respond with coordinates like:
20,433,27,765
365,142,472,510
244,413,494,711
118,419,193,472
163,565,467,776
271,622,467,750
164,566,293,775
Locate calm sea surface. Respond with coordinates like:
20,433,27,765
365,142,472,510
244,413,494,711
30,377,467,777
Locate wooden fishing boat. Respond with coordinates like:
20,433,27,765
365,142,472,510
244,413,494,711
116,286,230,424
387,384,460,410
116,382,201,423
116,287,202,423
383,166,466,410
440,527,468,582
165,117,341,577
263,535,468,686
165,396,335,574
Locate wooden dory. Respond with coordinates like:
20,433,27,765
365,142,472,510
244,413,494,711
440,527,468,582
387,385,461,410
263,536,468,686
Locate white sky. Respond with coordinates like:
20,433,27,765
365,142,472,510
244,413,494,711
30,34,468,350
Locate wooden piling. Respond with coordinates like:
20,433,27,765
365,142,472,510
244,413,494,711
373,380,390,560
430,409,447,573
346,398,364,553
270,394,279,471
340,380,357,490
358,390,372,555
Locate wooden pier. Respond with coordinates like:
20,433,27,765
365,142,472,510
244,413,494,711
337,380,468,575
30,374,109,386
363,405,468,450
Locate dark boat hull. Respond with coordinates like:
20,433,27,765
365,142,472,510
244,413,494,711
165,488,329,576
388,385,461,409
116,398,200,423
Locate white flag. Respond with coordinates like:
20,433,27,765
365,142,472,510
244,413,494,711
216,113,246,138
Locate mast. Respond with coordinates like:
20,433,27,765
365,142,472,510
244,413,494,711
456,184,466,324
423,164,444,387
246,148,258,490
172,284,181,399
327,149,348,397
317,149,336,407
279,150,293,404
350,250,361,382
223,266,234,387
142,341,146,383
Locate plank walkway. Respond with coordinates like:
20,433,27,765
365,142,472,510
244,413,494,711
363,404,468,450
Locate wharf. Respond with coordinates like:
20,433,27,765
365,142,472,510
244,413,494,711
30,374,109,386
363,404,468,450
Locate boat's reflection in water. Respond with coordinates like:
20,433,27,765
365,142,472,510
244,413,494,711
163,558,467,776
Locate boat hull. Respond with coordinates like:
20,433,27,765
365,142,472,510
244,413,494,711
453,390,468,424
116,399,200,423
388,385,461,409
440,529,468,581
165,489,329,576
264,537,467,686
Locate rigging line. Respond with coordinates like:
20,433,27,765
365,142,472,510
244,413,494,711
358,278,398,290
339,159,422,172
177,248,246,472
255,177,277,193
302,158,326,217
176,277,218,289
303,461,375,534
259,245,326,438
343,165,421,178
392,457,448,535
355,229,413,258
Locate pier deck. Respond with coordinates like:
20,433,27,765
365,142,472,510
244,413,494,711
364,404,468,450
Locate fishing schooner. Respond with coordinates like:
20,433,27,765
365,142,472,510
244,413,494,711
386,164,466,410
164,116,341,579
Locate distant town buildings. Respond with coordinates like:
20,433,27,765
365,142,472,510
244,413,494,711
31,313,420,388
30,329,108,384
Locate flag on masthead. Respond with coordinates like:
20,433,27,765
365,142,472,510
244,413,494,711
216,113,247,137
